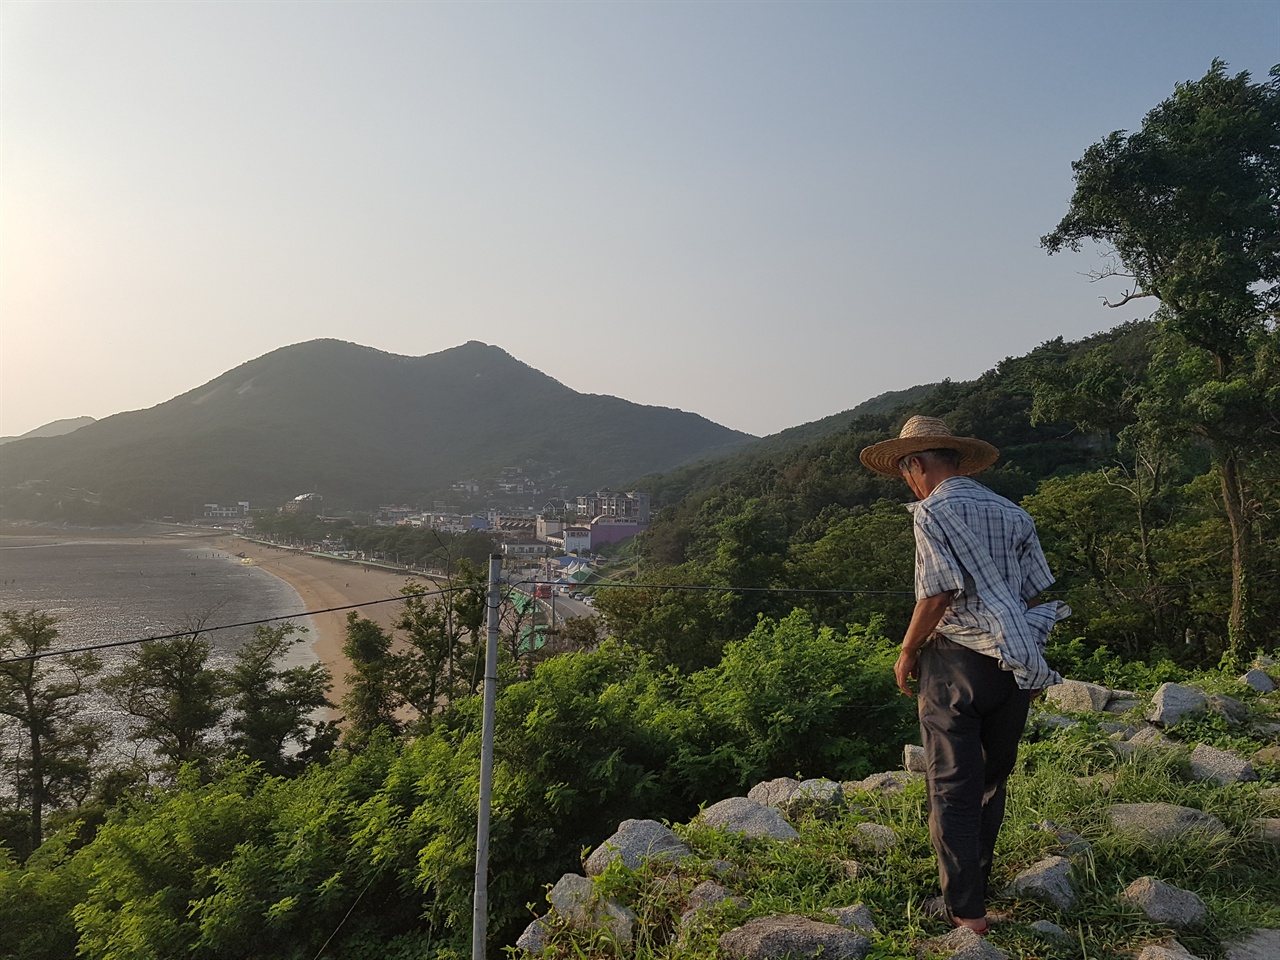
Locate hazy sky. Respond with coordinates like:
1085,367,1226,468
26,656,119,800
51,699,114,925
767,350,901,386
2,2,1276,439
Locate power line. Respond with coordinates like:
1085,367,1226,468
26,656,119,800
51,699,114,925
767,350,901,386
0,585,471,665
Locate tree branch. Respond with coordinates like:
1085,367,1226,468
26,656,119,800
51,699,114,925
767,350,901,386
1100,288,1157,308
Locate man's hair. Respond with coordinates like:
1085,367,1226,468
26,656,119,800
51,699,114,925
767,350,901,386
897,447,962,472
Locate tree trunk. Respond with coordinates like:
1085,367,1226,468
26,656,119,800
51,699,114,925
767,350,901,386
25,682,43,849
1217,447,1251,657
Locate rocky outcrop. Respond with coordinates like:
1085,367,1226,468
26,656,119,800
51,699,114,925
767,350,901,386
1226,929,1280,960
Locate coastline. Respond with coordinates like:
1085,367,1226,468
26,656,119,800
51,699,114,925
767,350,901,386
211,537,435,714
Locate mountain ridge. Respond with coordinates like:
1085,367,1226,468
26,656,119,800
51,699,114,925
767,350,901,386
0,339,755,520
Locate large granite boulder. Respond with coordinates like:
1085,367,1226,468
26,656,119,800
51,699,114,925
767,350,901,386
547,873,636,943
584,818,694,876
1188,743,1256,785
1147,683,1207,726
719,915,870,960
700,798,799,840
1108,803,1229,844
1120,877,1208,927
1208,693,1249,725
1046,679,1112,713
1005,855,1075,910
1239,669,1275,694
1226,929,1280,960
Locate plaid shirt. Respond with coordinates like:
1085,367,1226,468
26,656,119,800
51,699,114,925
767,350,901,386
907,476,1067,690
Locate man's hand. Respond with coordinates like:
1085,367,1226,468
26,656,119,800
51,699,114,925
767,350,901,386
895,647,920,698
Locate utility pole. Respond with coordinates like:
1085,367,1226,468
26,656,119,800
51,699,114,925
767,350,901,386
472,554,503,960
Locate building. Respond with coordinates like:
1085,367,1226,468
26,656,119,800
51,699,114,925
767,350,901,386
203,501,250,519
577,490,650,524
283,493,323,515
589,516,644,547
545,526,591,554
501,540,551,558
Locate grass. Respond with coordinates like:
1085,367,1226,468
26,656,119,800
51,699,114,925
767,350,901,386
517,684,1280,960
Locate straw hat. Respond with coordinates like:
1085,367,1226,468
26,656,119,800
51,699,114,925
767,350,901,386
859,415,999,477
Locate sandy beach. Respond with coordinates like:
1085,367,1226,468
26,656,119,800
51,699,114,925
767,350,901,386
212,537,441,710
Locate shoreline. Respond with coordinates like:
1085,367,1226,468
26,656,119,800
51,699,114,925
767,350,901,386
211,537,437,716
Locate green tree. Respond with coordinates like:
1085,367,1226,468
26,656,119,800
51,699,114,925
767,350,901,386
99,629,225,778
339,613,401,743
0,610,104,854
225,624,336,776
1043,59,1280,651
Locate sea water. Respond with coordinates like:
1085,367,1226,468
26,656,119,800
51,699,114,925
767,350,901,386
0,532,318,762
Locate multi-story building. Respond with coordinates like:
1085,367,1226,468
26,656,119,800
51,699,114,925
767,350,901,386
576,490,650,524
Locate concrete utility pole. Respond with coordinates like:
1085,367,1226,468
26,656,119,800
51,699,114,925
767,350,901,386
472,554,503,960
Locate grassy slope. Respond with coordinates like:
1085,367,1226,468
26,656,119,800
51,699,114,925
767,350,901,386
528,672,1280,959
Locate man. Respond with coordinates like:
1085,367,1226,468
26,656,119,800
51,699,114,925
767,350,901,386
860,416,1068,936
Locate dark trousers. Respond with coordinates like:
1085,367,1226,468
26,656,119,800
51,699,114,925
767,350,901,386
917,635,1031,920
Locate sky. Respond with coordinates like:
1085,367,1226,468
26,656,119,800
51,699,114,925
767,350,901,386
1,2,1277,440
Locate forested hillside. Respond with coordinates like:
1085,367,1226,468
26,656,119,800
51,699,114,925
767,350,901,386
0,340,753,520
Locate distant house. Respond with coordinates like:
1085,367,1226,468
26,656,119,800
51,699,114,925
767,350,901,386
589,516,644,547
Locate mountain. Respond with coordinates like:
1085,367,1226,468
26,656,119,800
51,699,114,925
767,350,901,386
0,416,96,446
0,340,754,520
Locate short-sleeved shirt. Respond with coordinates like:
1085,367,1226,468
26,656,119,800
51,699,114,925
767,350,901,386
907,476,1066,690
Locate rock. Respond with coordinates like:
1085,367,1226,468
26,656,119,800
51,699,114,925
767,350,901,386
1006,855,1075,910
1075,772,1116,793
1259,787,1280,803
584,818,694,876
1114,726,1176,758
904,744,928,773
917,926,1009,959
719,915,871,960
1188,743,1256,785
1035,819,1092,857
1252,818,1280,844
845,771,919,794
687,879,735,912
748,778,801,808
1240,669,1276,693
1148,683,1207,726
516,917,552,952
547,874,635,943
1226,929,1280,960
850,822,897,853
787,779,845,819
1046,679,1112,713
1208,694,1249,725
824,903,878,935
706,858,742,879
1101,721,1138,738
1031,712,1080,731
1120,877,1208,927
1108,803,1229,844
1254,656,1278,668
1106,698,1144,714
1137,942,1202,960
1252,746,1280,767
701,798,800,841
839,859,865,879
1029,919,1067,939
1254,722,1280,737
